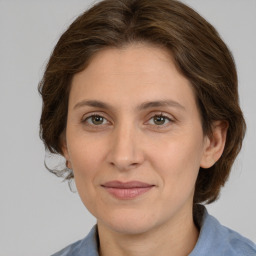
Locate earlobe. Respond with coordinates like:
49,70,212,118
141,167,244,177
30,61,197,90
60,133,71,168
62,144,72,169
200,121,228,169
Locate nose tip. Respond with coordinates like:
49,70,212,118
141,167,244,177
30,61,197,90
109,156,141,171
106,127,144,171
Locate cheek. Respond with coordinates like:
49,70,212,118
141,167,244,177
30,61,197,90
67,135,105,189
68,130,107,168
68,141,101,212
149,134,204,190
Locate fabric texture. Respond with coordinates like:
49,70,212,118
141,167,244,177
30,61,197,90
51,207,256,256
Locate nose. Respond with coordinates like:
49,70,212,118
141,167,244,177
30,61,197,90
106,122,145,171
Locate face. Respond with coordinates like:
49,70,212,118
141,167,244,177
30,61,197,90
63,43,212,235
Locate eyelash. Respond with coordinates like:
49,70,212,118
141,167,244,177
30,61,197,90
81,112,174,130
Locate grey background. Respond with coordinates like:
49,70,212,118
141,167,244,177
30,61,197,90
0,0,255,255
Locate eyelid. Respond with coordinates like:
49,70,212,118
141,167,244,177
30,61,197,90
147,111,174,120
81,112,112,124
145,112,174,127
81,111,175,127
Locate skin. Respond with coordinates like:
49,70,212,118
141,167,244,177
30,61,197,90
62,43,227,256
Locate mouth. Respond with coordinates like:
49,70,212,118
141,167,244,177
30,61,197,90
101,181,155,200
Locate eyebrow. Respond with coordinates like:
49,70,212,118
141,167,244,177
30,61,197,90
73,99,185,111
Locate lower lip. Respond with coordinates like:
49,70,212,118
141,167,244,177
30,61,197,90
103,187,153,200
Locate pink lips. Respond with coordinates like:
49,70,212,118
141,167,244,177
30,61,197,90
102,181,154,200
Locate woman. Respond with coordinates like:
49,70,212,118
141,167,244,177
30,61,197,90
39,0,256,255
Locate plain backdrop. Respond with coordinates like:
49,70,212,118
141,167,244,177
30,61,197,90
1,0,255,255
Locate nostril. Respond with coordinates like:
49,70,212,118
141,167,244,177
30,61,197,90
109,160,141,171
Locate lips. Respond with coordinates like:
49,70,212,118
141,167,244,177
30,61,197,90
101,181,154,200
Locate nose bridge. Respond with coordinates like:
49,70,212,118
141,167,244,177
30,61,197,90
107,119,143,170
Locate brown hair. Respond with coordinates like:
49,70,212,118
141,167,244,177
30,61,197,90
38,0,246,204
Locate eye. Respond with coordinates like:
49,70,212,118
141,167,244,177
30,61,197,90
148,114,172,126
83,114,109,126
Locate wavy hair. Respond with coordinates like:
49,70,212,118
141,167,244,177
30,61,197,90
39,0,246,204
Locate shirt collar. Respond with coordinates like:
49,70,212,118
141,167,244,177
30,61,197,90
75,205,255,256
77,205,209,256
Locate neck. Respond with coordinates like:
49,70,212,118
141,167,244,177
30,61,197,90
98,207,199,256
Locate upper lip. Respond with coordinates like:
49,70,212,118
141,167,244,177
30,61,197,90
102,181,154,188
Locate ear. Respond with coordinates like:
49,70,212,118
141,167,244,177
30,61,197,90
60,132,72,169
200,121,228,169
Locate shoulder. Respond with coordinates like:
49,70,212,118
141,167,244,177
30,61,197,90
210,215,256,256
51,239,82,256
190,207,256,256
51,225,99,256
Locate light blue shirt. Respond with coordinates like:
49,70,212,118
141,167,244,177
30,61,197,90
52,208,256,256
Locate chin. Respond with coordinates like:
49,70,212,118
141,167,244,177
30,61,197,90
105,221,154,235
97,208,160,235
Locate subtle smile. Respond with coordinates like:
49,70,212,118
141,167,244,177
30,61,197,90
101,181,155,200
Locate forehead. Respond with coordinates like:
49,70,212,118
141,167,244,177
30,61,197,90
78,43,178,81
69,43,198,114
